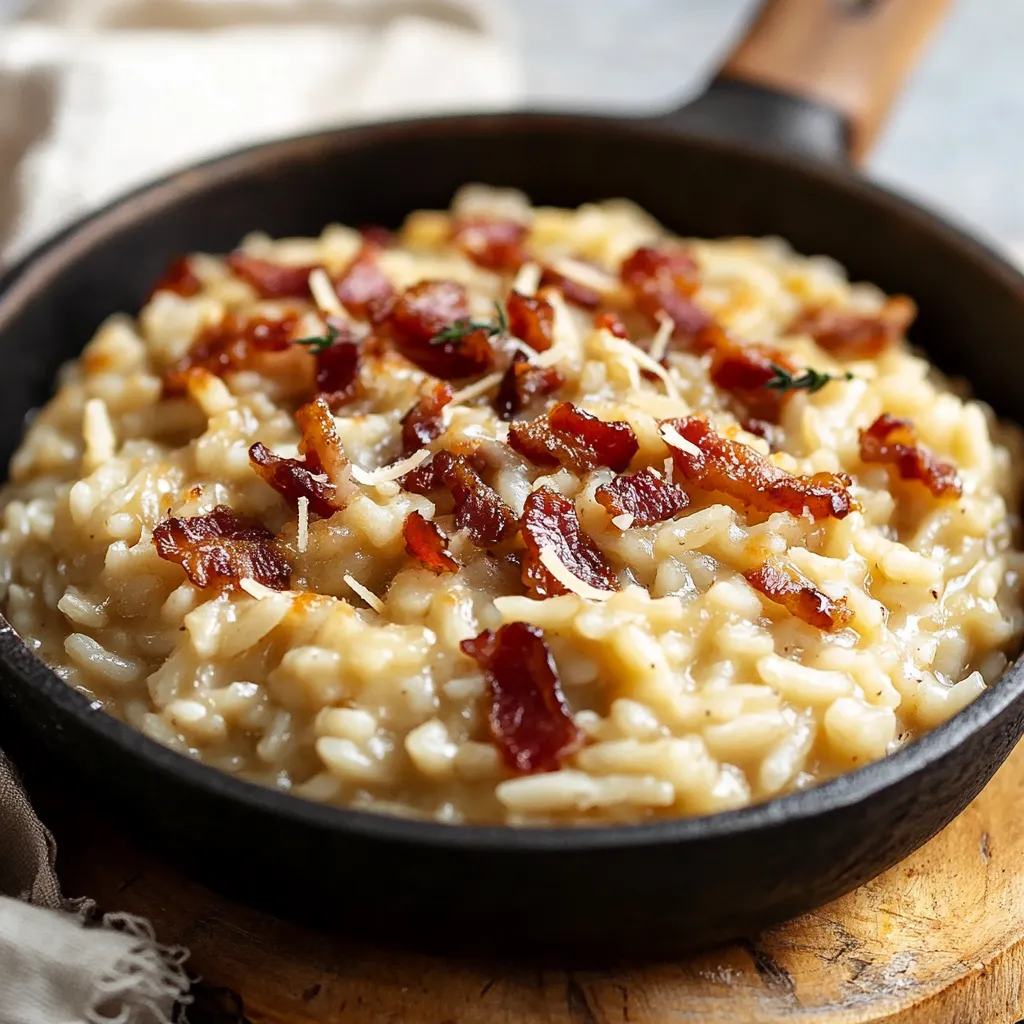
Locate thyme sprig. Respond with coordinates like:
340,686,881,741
294,322,342,354
429,302,508,345
764,364,854,394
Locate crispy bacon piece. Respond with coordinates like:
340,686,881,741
403,511,459,574
620,245,711,335
436,451,518,547
401,381,454,453
314,330,362,410
453,218,528,272
539,266,602,309
744,556,852,632
147,256,201,300
334,246,395,323
790,296,916,359
665,416,854,520
520,488,618,598
859,413,962,498
593,311,629,339
704,325,798,421
595,468,689,527
386,280,494,379
248,443,339,519
153,505,291,591
401,451,517,547
226,252,317,299
162,313,300,396
250,396,353,517
506,290,554,352
461,622,580,774
494,352,564,422
509,402,639,473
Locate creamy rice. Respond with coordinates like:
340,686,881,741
2,186,1022,825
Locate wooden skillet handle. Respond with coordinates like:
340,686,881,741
719,0,954,162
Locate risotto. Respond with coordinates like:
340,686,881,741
2,186,1022,825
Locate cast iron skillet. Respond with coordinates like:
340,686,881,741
1,0,1022,956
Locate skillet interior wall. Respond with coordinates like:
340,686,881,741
2,116,1023,475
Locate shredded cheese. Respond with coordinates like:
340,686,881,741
350,448,430,485
240,577,287,601
297,496,309,553
538,547,615,602
664,457,674,483
611,513,635,531
605,336,679,399
343,574,385,613
660,422,703,460
648,312,674,363
448,371,505,406
308,268,346,319
512,261,542,296
550,257,617,294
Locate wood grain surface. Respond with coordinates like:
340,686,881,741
32,738,1024,1024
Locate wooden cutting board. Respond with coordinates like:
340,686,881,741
39,741,1024,1024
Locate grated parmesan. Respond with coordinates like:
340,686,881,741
512,261,542,296
538,547,615,602
550,257,617,295
611,513,635,531
605,336,679,399
660,422,703,460
350,448,430,485
308,268,346,319
648,312,674,363
448,371,505,406
297,496,309,553
343,574,385,613
664,457,674,483
240,577,288,601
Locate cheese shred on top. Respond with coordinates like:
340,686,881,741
349,449,430,485
660,422,703,460
648,312,674,364
538,547,615,602
449,372,505,406
343,574,385,613
297,496,309,553
308,268,346,319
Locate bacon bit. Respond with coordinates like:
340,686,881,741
520,488,618,598
399,455,442,497
403,511,459,574
706,327,798,421
595,468,689,527
509,402,639,473
453,218,528,272
359,224,393,248
620,245,711,335
593,311,629,339
153,505,291,591
539,265,602,309
506,290,555,352
791,296,916,359
859,414,962,498
147,256,201,300
663,417,854,520
401,381,454,454
249,443,340,519
226,252,317,299
314,327,362,410
745,556,852,632
494,352,564,422
162,313,300,396
387,280,495,379
461,622,581,774
436,451,518,547
296,395,349,481
334,245,395,323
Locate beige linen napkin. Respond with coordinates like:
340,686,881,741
0,1,521,1020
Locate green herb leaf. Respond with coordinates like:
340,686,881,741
764,364,855,395
294,322,341,354
429,301,508,346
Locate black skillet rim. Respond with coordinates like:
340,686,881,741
1,109,1023,853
